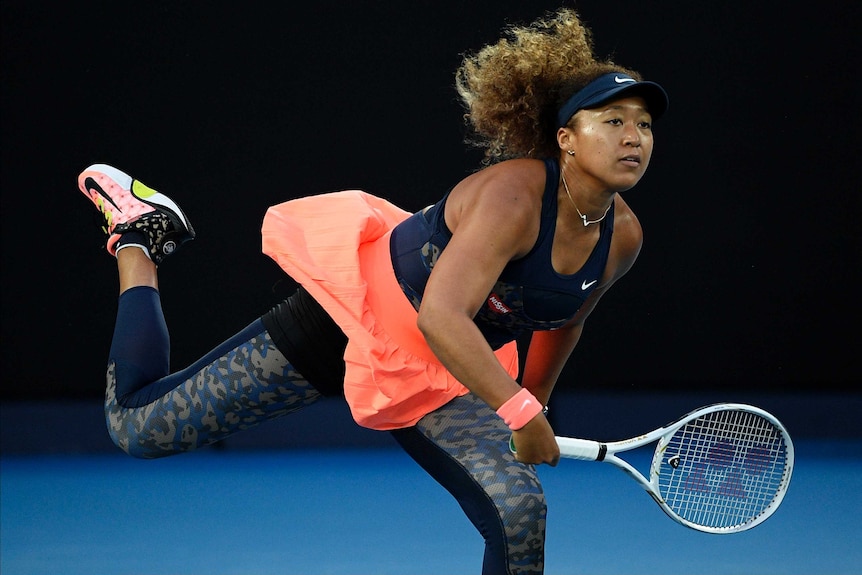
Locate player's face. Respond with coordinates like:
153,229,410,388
567,96,655,192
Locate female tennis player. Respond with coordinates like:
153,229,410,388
78,8,668,574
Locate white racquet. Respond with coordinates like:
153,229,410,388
512,403,794,533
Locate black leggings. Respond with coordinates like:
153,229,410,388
106,286,546,574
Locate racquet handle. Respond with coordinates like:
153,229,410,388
556,437,604,461
509,435,604,461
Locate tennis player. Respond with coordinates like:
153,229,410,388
79,8,668,574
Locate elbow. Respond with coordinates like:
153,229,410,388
415,306,435,340
417,302,479,352
416,303,451,345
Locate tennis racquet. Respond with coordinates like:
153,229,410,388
512,403,794,533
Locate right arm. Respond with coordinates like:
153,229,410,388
416,160,560,466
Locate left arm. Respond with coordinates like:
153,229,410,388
520,196,644,406
520,312,585,407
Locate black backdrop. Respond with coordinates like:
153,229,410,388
2,1,858,401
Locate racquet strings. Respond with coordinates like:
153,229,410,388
657,409,790,529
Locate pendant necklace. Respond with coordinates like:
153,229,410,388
560,172,612,227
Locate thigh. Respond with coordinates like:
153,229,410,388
107,322,322,458
391,393,546,575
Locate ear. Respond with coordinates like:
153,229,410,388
556,127,575,154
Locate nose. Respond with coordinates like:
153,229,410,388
622,123,641,147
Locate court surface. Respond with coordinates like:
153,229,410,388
2,438,859,575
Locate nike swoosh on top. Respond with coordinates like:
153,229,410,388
85,177,121,211
581,279,598,290
614,76,636,84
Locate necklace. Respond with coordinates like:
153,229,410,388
560,172,612,227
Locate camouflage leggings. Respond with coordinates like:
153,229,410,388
393,395,547,574
106,286,546,574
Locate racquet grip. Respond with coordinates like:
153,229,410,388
509,435,604,462
556,437,604,461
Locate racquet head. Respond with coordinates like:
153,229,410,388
651,403,794,533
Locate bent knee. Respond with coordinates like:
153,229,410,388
106,420,183,460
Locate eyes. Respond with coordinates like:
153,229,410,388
607,117,652,130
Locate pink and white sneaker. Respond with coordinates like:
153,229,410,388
78,164,195,264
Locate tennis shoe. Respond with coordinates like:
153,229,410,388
78,164,195,264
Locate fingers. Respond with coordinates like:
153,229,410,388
509,411,560,465
514,448,560,466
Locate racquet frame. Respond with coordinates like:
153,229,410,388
536,403,794,533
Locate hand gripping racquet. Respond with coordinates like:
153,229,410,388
512,403,794,533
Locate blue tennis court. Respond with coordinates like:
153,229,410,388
1,395,859,574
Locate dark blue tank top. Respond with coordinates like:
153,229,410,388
390,158,614,349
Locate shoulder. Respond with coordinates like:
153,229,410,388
479,158,550,191
450,159,548,213
481,157,549,181
446,159,548,255
608,194,643,278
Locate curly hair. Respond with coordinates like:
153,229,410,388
455,7,642,164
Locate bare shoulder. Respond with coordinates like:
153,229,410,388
447,159,547,237
608,194,644,277
453,159,547,200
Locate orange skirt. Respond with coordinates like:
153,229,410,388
261,190,519,430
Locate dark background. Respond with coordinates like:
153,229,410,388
2,1,859,402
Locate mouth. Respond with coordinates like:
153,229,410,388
619,154,641,167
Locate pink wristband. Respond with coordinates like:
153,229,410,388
496,388,544,430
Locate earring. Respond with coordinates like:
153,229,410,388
566,150,575,156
